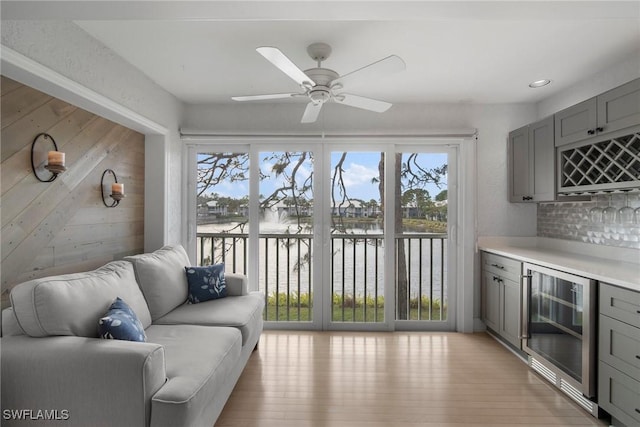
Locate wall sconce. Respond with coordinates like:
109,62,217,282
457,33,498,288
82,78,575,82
101,169,125,208
31,133,66,182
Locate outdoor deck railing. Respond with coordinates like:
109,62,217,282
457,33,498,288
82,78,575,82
196,232,447,322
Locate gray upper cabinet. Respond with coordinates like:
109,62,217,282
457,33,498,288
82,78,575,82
508,116,555,202
508,125,530,202
597,78,640,134
555,78,640,147
529,117,555,201
555,98,597,147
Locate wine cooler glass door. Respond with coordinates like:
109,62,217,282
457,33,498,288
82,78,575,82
522,263,596,397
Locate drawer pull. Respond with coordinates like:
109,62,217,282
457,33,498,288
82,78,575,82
636,408,640,414
636,355,640,360
490,263,505,270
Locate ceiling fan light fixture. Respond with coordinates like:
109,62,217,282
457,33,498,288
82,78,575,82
309,88,331,105
529,79,551,88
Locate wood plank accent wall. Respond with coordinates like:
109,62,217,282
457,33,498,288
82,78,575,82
1,76,145,303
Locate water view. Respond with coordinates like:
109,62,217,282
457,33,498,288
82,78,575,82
197,217,447,322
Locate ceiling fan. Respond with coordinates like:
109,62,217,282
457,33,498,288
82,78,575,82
232,43,406,123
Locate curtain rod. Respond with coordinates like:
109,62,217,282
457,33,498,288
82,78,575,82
179,129,478,140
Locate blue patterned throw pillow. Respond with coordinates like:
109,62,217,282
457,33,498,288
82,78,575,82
185,264,227,304
98,297,147,342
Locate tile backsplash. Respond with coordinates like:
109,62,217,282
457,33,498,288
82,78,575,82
537,193,640,249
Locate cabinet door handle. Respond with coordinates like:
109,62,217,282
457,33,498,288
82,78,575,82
596,127,604,132
521,274,531,340
635,355,640,360
635,408,640,414
587,129,596,135
522,196,533,201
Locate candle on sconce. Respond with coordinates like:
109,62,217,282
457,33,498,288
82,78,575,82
111,183,124,195
48,151,65,166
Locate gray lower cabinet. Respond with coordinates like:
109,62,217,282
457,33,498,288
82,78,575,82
508,116,555,203
481,252,522,349
598,283,640,427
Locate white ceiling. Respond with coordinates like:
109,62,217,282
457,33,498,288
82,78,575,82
7,1,640,106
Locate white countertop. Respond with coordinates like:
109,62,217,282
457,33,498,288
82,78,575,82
477,237,640,292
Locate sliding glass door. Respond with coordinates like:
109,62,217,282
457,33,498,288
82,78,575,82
258,150,314,323
394,148,453,329
186,140,457,331
328,150,387,328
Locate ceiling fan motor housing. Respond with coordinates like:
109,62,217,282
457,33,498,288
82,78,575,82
304,67,339,104
304,68,339,87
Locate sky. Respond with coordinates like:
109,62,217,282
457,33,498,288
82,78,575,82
199,151,448,202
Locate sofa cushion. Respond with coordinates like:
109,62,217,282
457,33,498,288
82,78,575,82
154,292,265,346
9,261,152,338
124,245,190,321
185,264,227,303
145,324,241,427
99,297,147,342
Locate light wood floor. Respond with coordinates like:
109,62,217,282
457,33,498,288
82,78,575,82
217,331,609,426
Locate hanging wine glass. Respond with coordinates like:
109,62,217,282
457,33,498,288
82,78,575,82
617,191,634,225
588,194,603,223
603,192,617,224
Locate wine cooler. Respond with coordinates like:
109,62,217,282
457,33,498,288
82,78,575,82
521,263,598,416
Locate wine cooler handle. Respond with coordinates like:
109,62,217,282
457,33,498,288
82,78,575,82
520,273,532,340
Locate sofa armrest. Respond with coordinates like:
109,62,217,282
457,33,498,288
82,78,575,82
2,307,23,336
225,272,248,296
1,335,166,427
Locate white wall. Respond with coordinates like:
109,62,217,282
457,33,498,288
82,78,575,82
536,55,640,119
1,20,185,249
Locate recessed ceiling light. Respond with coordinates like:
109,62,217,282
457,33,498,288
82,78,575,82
529,79,551,88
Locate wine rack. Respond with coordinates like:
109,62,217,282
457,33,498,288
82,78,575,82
559,131,640,194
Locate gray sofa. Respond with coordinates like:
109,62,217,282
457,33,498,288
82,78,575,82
1,245,264,427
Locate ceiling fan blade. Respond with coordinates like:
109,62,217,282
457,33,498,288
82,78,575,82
301,102,323,123
332,55,405,88
257,47,315,87
232,93,298,101
335,94,392,113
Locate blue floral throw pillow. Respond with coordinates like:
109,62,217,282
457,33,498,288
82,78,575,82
98,297,147,342
185,264,227,304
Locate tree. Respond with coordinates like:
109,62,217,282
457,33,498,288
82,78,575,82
435,189,448,202
402,188,431,217
197,153,249,198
